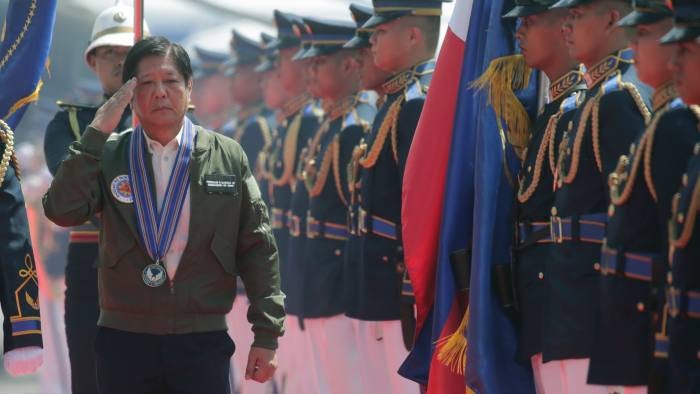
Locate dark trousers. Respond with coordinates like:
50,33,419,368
64,242,100,394
95,327,235,394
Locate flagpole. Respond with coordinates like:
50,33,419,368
134,0,144,42
133,0,143,127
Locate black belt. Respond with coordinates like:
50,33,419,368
517,212,607,248
600,246,657,282
667,287,700,319
306,212,348,241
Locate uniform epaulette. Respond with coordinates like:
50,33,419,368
590,74,651,173
404,79,426,102
56,100,97,111
357,90,378,107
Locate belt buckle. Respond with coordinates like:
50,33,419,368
347,208,356,235
550,215,564,243
667,287,681,318
358,208,368,235
306,212,318,239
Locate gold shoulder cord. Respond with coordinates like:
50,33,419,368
518,113,559,203
592,79,652,173
669,105,700,249
0,120,17,183
269,111,303,187
359,96,404,168
609,131,649,205
255,116,273,150
642,107,673,203
561,96,595,184
307,145,333,197
331,136,348,206
303,120,331,195
68,108,81,140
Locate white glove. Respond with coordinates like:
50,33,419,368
3,346,42,377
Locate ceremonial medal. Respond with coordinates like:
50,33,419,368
142,262,167,287
129,118,196,289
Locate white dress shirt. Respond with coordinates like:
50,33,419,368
143,128,190,280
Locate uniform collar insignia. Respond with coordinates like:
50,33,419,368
583,48,634,89
324,94,358,121
237,102,265,122
381,59,435,95
652,81,678,112
550,68,585,102
282,93,311,118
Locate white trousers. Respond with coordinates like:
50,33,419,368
305,315,365,394
228,296,272,394
276,313,316,394
531,354,608,394
352,319,420,394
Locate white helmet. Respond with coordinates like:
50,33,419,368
83,1,151,66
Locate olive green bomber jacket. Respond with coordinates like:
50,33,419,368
43,125,285,350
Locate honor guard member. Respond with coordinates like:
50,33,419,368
263,10,322,394
254,32,285,205
294,18,375,394
280,15,325,319
43,36,285,394
501,1,587,389
590,2,700,392
0,128,43,377
342,6,397,389
225,30,272,175
42,4,146,393
190,46,231,131
540,0,652,391
226,32,286,394
661,1,700,391
346,1,445,392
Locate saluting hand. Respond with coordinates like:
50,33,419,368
245,346,278,383
89,77,137,134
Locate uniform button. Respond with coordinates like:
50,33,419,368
538,272,544,280
551,206,558,216
637,302,645,312
382,256,389,262
566,148,571,155
629,143,636,155
334,249,342,256
527,165,532,173
667,272,673,285
678,213,685,224
608,204,615,217
593,263,601,271
694,143,700,155
683,174,689,187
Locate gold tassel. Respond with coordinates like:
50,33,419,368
435,307,470,375
4,80,43,120
471,54,533,159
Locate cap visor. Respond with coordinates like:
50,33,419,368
660,26,700,44
502,5,548,19
362,13,405,29
550,0,588,10
343,35,370,49
617,11,668,28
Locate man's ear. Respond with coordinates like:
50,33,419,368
87,52,97,72
606,7,622,32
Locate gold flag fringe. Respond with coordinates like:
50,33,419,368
435,306,470,375
471,54,533,159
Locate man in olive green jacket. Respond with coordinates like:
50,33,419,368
43,36,284,394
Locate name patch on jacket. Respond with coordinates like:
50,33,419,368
204,174,237,195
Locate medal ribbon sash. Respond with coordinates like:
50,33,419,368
128,118,196,263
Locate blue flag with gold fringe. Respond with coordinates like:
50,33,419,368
0,0,57,129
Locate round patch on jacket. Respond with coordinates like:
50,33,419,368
111,175,133,204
